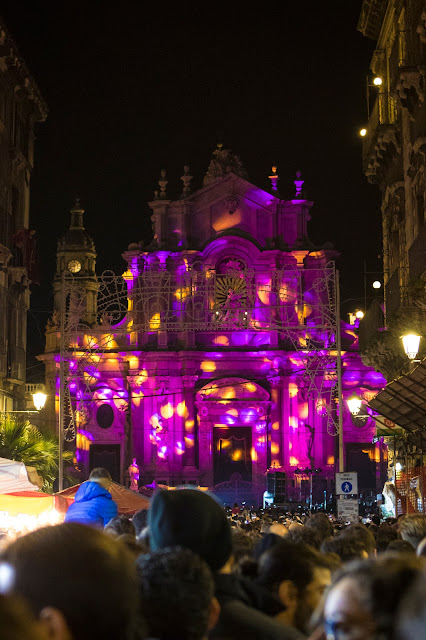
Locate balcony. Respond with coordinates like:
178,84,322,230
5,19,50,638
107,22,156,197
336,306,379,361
363,93,400,183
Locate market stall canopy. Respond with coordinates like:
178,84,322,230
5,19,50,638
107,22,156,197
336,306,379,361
54,481,150,516
0,458,40,494
369,358,426,434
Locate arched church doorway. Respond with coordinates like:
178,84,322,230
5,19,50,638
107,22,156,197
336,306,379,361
196,378,270,487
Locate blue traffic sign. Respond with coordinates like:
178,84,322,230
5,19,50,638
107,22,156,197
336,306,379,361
342,482,353,493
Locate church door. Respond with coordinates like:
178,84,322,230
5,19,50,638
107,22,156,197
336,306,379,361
213,426,252,484
89,444,121,483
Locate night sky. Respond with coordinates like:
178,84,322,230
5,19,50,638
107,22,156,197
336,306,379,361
3,2,382,381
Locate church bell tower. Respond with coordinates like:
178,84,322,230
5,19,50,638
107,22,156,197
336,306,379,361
54,198,97,325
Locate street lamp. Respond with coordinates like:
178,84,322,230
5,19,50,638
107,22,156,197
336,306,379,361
372,280,382,289
347,395,362,416
366,75,383,118
359,128,367,137
401,334,421,360
355,310,365,319
32,392,47,411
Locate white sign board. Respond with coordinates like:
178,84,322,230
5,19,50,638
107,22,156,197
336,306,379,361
337,498,359,523
336,472,358,495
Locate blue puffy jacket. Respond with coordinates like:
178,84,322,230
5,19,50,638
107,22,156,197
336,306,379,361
64,481,118,527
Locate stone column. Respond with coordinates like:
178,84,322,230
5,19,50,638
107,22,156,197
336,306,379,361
268,376,284,468
182,375,198,467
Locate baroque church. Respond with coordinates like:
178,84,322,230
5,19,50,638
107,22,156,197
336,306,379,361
41,147,387,505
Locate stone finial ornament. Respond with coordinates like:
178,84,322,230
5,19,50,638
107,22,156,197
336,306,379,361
181,165,193,198
294,170,304,198
269,165,279,192
158,169,168,199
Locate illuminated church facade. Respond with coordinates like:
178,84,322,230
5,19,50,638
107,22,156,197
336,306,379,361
41,148,387,504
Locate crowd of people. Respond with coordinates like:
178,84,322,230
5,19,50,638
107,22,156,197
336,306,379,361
0,467,425,640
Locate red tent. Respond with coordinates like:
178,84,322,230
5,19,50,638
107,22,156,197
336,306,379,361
54,482,150,517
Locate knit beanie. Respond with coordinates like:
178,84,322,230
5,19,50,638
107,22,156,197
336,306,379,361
148,489,232,572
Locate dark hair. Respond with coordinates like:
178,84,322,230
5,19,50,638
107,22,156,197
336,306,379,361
375,524,398,552
304,513,333,543
340,524,376,555
329,554,425,640
132,508,149,536
387,540,416,554
117,533,148,558
232,530,253,564
89,467,112,481
104,515,136,538
136,547,214,640
2,523,141,640
397,572,426,640
321,535,368,563
253,533,281,560
286,526,321,550
257,541,321,597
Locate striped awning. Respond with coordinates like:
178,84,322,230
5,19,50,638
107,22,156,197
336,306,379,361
0,458,39,494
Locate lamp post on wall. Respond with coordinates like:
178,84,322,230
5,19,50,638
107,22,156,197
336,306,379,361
401,334,421,362
1,392,48,415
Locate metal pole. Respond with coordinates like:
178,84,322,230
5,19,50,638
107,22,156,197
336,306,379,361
336,270,344,472
58,271,66,492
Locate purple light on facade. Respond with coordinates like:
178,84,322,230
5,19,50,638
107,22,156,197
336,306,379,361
240,407,258,423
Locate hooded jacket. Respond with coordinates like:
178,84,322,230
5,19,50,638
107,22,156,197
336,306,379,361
64,481,118,527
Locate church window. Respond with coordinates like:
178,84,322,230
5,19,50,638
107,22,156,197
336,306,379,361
96,403,114,429
214,258,248,328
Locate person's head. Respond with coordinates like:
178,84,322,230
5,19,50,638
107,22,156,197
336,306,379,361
387,539,416,555
257,541,331,633
89,467,112,491
0,594,48,640
136,547,220,640
371,514,380,526
132,508,149,536
320,535,369,563
117,533,147,558
324,554,426,640
231,530,253,565
149,489,232,572
396,572,426,640
399,515,426,550
2,523,141,640
304,513,333,543
104,515,136,538
375,524,398,552
286,525,321,550
340,524,376,556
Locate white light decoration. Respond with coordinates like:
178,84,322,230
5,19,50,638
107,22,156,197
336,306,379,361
372,280,382,289
373,76,383,86
395,462,403,472
32,392,47,411
355,310,365,319
401,334,421,360
359,128,367,137
347,395,362,416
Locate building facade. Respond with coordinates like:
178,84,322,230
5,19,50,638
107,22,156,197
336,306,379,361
358,0,426,514
42,148,387,505
359,0,426,375
0,19,47,412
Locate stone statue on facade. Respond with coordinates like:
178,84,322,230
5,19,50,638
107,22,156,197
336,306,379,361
128,458,140,491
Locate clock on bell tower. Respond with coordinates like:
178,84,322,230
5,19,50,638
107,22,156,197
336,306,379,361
53,197,98,325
